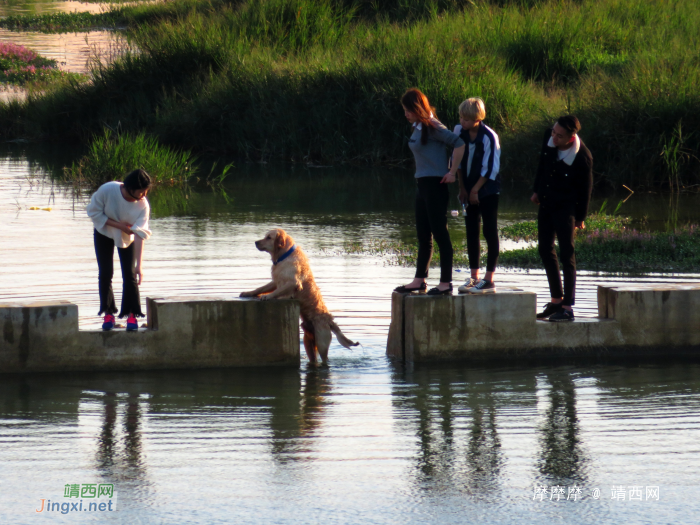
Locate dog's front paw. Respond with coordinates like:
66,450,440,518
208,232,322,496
260,294,274,301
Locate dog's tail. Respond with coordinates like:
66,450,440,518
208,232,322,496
329,320,359,349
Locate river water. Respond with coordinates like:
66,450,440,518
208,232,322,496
2,6,700,521
2,148,700,523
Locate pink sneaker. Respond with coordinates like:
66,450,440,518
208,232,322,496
126,315,138,331
102,314,115,331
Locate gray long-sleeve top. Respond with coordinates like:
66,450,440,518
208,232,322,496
408,119,465,178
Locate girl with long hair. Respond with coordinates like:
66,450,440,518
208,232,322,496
394,89,465,295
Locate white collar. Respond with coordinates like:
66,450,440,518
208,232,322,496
547,134,580,166
413,113,435,131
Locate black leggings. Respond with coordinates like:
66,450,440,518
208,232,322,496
465,194,499,272
414,177,453,283
94,229,143,318
537,206,576,306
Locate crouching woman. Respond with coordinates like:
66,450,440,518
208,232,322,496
87,169,152,331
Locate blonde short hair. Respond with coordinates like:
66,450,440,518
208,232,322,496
459,97,486,121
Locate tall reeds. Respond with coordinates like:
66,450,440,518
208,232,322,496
1,0,699,189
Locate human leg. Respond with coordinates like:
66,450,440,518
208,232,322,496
117,242,143,318
422,179,452,287
94,230,117,316
465,202,481,277
537,206,564,301
554,208,576,307
413,181,433,281
480,194,500,281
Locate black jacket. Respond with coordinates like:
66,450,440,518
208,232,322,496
533,128,593,222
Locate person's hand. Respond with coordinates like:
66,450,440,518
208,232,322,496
530,193,540,205
458,187,468,204
469,190,479,205
135,266,143,285
575,221,585,230
119,222,133,234
441,171,456,184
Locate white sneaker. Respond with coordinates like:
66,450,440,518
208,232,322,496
467,279,496,294
458,278,478,294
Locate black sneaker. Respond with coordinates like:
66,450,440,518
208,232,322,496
537,302,563,319
427,284,453,295
548,308,575,322
394,282,427,294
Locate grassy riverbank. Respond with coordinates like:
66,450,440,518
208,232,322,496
343,213,700,273
1,0,699,189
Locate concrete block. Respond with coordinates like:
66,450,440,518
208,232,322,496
402,290,538,362
0,301,78,371
386,292,405,360
0,297,300,373
598,284,700,347
535,318,624,354
146,297,300,368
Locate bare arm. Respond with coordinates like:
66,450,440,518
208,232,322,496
442,144,465,184
469,176,488,205
133,235,144,285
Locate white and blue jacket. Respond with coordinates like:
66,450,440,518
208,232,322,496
453,123,501,198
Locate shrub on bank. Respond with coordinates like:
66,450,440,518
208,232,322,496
0,43,83,86
1,0,699,189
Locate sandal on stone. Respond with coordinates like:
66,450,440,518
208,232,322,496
426,284,453,296
394,283,427,294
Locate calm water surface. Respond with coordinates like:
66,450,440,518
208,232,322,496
2,152,700,523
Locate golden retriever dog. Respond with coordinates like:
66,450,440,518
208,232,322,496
240,229,359,365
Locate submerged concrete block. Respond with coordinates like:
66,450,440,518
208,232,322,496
0,297,300,373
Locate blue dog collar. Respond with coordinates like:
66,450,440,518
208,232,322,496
274,245,296,265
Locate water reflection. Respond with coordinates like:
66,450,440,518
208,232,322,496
393,367,536,497
536,372,589,484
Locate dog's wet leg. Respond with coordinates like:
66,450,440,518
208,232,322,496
314,323,333,366
302,319,318,365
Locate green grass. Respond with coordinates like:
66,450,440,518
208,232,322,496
342,220,700,273
64,129,196,191
498,225,700,273
500,212,632,242
0,11,127,33
1,0,699,190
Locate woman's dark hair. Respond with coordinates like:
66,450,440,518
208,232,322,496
556,115,581,135
123,169,152,192
401,88,437,145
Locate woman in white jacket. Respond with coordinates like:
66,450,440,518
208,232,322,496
86,169,152,331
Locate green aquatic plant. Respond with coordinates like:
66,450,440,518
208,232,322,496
64,129,196,191
499,213,632,243
342,215,700,273
498,224,700,273
0,43,83,86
